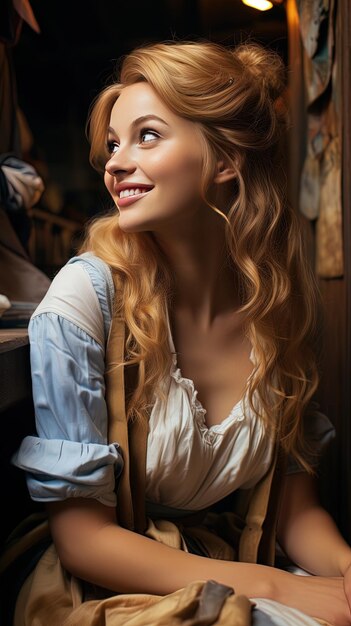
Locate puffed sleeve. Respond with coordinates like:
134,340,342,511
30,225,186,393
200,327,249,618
286,404,336,474
11,257,124,506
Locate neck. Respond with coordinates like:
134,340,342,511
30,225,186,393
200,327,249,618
152,210,239,328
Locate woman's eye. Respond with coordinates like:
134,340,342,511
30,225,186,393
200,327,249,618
140,129,159,144
107,140,119,154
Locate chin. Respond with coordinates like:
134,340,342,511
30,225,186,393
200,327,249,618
117,215,154,234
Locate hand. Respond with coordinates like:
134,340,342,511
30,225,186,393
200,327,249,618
275,571,351,626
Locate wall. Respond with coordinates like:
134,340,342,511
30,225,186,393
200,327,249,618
287,0,351,542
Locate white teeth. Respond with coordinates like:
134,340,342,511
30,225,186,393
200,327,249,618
120,187,150,199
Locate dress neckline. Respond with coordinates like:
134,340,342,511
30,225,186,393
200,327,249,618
165,305,254,431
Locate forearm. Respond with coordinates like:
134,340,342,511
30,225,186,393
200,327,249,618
72,523,281,596
48,499,351,625
279,504,351,576
49,499,276,597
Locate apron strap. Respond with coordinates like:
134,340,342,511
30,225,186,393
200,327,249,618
105,269,147,533
105,270,134,530
239,443,286,565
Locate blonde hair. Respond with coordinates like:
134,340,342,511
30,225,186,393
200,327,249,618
80,40,320,470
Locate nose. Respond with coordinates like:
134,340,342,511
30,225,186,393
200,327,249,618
105,147,136,177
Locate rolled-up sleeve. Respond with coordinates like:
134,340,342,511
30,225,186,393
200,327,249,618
12,312,124,506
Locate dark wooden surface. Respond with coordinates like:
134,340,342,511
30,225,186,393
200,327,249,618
0,329,41,545
287,0,351,542
316,0,351,543
316,280,349,540
0,329,28,352
339,0,351,541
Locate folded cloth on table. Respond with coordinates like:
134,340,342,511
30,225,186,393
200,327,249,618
0,154,44,211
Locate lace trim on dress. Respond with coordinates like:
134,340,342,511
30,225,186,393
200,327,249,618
171,366,208,420
170,361,247,438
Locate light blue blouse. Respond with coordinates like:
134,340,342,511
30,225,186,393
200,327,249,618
12,253,335,509
12,254,124,507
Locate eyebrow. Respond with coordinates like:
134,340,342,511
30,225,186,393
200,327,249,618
108,114,170,136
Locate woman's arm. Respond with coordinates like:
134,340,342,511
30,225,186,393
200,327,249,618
48,497,351,626
277,471,351,617
48,497,274,597
277,472,351,577
12,259,122,506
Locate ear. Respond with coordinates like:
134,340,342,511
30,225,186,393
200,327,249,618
213,159,237,184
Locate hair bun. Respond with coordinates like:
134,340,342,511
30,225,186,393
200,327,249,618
233,43,285,101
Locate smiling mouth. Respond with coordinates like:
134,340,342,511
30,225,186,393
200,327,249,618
117,187,153,207
119,187,152,199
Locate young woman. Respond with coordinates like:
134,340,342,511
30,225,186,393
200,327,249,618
13,40,351,625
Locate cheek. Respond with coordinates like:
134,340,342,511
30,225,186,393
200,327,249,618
149,147,202,188
169,156,203,200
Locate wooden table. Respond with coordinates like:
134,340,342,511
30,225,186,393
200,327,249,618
0,328,41,544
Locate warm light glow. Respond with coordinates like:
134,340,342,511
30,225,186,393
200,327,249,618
242,0,273,10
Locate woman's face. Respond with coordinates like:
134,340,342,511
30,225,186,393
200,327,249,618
104,82,206,233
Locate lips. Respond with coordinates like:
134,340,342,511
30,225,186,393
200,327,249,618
117,187,153,208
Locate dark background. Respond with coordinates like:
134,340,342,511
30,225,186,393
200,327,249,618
12,0,287,227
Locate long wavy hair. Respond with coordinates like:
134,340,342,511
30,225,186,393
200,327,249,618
79,40,321,471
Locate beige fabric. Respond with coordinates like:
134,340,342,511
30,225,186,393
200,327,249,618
145,516,236,560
